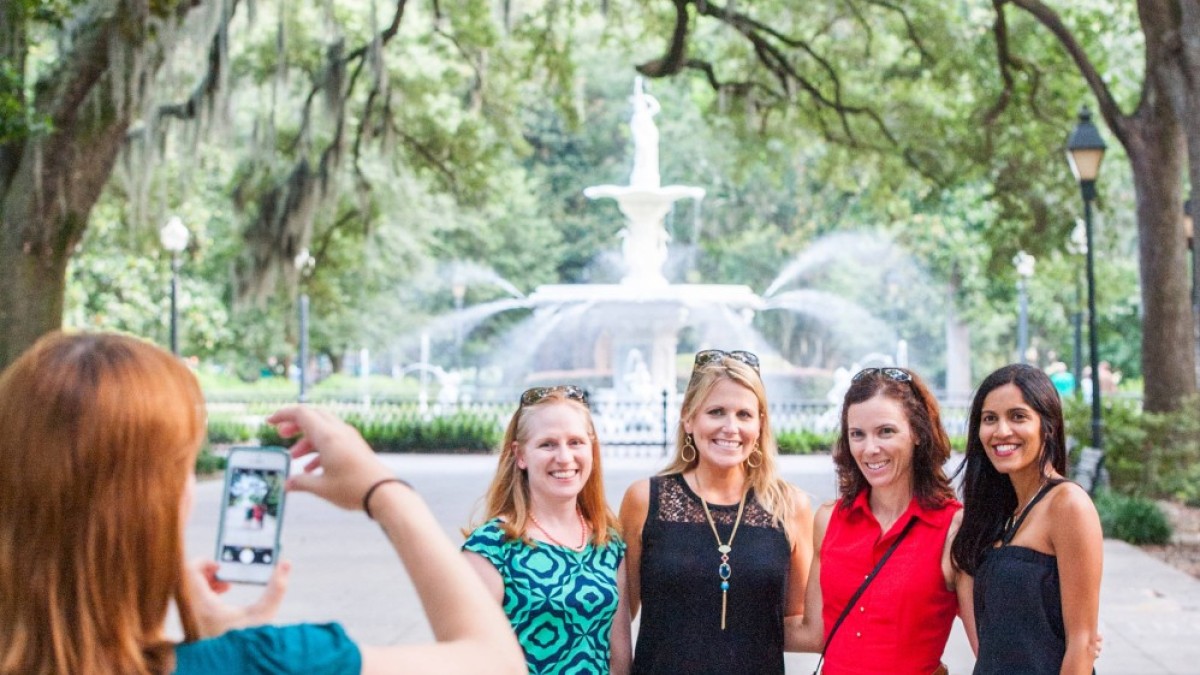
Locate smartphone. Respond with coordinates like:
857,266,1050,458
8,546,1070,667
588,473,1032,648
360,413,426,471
215,446,290,584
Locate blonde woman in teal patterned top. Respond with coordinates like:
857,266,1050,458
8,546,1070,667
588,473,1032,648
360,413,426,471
464,386,631,674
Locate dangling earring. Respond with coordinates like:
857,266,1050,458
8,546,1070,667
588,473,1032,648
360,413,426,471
681,434,698,463
745,442,763,469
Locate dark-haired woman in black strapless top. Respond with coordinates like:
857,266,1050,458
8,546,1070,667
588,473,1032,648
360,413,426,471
953,364,1103,674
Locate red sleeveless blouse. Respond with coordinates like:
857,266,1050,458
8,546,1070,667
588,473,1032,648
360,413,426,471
819,490,961,675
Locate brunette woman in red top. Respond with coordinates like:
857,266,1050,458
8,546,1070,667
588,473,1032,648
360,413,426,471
785,367,977,674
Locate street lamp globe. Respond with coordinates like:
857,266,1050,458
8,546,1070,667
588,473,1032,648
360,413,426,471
1013,250,1036,278
1066,107,1107,185
294,247,315,273
160,216,190,253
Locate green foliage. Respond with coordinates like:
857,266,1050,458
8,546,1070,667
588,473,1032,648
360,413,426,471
259,410,502,454
777,429,837,455
195,447,227,476
41,0,1151,403
1093,490,1172,545
1064,395,1200,502
206,413,260,444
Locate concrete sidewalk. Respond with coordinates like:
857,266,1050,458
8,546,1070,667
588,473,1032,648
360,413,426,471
184,454,1200,673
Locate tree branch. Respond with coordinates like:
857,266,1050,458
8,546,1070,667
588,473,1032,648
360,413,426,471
861,0,932,64
151,0,238,127
1004,0,1128,145
637,0,690,77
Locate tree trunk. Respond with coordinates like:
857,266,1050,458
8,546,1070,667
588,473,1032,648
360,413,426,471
1124,100,1196,412
0,227,70,366
0,2,205,369
0,100,130,367
944,275,972,400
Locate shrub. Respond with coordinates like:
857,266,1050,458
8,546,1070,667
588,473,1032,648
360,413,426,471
1064,395,1200,503
195,447,227,476
257,409,503,454
207,413,260,445
777,429,837,455
1093,490,1172,545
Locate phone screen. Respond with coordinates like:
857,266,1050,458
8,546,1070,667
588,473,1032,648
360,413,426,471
215,447,289,584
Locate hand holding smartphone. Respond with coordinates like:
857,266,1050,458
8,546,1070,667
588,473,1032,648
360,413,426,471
215,446,290,584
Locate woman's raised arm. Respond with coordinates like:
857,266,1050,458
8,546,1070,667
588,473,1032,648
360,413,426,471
269,406,525,675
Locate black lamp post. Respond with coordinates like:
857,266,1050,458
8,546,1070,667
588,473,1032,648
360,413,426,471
1068,220,1087,397
159,216,189,356
452,277,466,369
1014,250,1035,364
1186,197,1198,386
295,248,315,403
1066,106,1107,451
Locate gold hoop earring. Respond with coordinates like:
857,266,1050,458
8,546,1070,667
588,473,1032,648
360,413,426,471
745,444,763,469
681,434,698,463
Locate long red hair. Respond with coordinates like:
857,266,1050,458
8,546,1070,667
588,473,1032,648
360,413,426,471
0,332,206,674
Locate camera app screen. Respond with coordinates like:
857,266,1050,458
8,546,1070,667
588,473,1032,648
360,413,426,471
220,466,285,566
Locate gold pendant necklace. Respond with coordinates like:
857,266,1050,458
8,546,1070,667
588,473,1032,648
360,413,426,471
695,473,747,631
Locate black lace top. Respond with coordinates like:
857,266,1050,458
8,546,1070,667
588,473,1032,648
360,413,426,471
632,473,791,675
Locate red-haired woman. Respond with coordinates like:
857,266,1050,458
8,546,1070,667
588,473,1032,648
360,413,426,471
463,385,631,674
786,367,971,675
0,332,524,675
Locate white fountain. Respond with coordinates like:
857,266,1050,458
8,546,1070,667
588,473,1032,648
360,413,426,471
416,79,927,407
524,77,765,394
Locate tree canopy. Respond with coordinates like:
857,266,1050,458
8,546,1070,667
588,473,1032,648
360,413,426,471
1,0,1194,412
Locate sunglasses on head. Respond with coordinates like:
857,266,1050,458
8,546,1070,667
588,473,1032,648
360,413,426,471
519,385,589,408
851,367,913,383
693,349,761,373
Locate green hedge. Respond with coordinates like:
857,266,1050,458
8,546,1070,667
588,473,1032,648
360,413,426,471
206,413,260,445
777,429,837,455
195,443,227,475
1093,490,1172,545
1064,395,1200,504
258,410,503,454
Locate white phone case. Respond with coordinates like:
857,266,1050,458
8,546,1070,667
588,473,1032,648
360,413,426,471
215,446,290,584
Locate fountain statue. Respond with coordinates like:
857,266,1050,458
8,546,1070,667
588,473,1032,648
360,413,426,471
510,77,764,394
629,78,662,189
583,77,706,287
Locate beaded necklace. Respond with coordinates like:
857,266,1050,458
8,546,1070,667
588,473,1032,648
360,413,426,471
529,509,588,551
695,473,748,630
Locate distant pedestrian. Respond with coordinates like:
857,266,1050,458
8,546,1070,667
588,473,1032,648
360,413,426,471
953,364,1102,673
1046,361,1075,397
1098,361,1119,394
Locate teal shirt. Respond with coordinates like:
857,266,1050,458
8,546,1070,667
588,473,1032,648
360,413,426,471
463,518,626,675
173,623,361,674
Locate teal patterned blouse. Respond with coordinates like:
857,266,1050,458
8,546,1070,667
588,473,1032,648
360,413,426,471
463,518,626,675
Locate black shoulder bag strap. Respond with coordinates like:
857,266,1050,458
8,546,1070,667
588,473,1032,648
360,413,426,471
811,516,918,675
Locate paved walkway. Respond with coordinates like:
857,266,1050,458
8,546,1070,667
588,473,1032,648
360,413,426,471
184,454,1200,673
